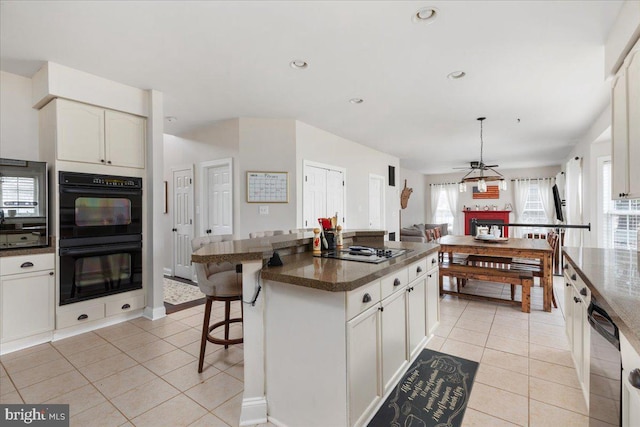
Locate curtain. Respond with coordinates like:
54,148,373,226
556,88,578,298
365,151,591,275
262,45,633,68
538,178,555,224
443,183,460,234
565,157,583,246
512,179,531,238
430,184,441,223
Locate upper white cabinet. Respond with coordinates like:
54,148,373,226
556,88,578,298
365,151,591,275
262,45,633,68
612,38,640,199
45,98,146,169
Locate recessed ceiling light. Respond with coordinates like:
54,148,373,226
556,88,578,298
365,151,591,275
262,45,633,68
165,116,178,122
447,71,466,80
290,60,309,69
413,7,438,23
349,98,364,104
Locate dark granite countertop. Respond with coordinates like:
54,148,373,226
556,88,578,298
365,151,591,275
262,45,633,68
261,241,440,292
563,247,640,355
190,230,386,264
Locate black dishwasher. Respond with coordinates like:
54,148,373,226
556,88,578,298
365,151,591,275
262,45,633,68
588,296,621,426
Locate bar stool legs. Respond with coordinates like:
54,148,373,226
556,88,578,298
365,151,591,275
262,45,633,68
198,295,243,373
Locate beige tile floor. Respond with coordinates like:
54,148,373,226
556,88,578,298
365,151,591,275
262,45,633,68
0,276,587,426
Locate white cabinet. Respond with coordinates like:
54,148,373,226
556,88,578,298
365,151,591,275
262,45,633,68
347,304,381,427
42,98,146,169
407,277,426,360
0,254,55,346
425,268,440,335
563,262,590,403
381,287,408,391
612,38,640,199
621,331,640,427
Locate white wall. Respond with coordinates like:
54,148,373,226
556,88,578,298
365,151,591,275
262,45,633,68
565,104,612,248
163,119,240,270
295,121,400,239
238,118,297,238
399,168,427,228
0,71,39,160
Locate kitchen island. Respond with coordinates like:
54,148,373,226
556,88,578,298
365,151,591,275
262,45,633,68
191,232,440,426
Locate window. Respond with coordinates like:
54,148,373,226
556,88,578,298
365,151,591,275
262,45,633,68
601,160,638,250
0,176,37,216
520,183,550,236
433,190,454,233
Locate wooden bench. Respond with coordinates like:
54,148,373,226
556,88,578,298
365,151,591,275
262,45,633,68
439,262,533,313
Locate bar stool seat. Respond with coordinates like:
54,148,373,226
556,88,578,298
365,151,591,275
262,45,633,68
192,235,243,373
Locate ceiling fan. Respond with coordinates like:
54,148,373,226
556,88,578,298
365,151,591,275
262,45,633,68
456,117,506,193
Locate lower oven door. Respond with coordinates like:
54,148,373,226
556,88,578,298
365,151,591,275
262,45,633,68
588,298,622,426
59,241,143,305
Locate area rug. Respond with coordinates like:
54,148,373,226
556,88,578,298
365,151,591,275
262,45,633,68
368,349,478,427
163,277,205,305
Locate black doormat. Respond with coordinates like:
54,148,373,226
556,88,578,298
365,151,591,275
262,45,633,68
368,349,479,427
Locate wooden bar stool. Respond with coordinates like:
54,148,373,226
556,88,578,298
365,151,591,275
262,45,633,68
191,235,243,373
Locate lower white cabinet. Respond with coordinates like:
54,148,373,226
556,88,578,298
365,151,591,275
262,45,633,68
56,292,145,329
563,263,590,403
426,268,440,335
347,304,382,426
407,277,426,360
620,331,640,427
381,286,408,391
0,254,55,344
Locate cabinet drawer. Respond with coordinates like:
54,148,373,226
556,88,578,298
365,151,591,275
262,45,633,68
381,268,409,299
407,259,428,282
425,252,439,271
56,303,105,329
106,294,145,317
0,253,54,276
346,280,380,320
563,262,578,283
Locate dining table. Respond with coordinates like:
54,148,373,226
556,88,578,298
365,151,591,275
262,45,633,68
438,234,554,312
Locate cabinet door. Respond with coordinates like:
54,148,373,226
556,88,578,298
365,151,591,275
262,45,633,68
381,289,407,392
347,304,381,426
407,278,426,360
571,288,584,380
564,280,574,345
56,99,105,164
623,368,640,427
105,110,146,169
426,270,440,335
1,270,54,341
612,70,629,199
626,48,640,198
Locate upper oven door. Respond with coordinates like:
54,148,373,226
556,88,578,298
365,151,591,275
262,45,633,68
59,182,142,241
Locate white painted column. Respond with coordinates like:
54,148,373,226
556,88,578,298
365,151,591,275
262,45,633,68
144,89,167,320
240,259,268,426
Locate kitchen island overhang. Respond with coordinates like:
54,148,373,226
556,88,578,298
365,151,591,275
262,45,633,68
191,231,440,426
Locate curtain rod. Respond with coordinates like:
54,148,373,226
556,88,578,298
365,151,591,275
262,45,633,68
509,177,555,182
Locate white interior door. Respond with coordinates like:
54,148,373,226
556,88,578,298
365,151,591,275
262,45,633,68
303,165,328,229
369,174,385,230
172,166,194,280
303,162,346,229
201,159,233,236
326,169,345,224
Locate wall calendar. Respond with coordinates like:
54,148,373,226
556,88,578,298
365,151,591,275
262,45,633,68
246,171,289,203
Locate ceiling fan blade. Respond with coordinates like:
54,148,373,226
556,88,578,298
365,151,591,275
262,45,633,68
452,167,471,170
484,164,499,168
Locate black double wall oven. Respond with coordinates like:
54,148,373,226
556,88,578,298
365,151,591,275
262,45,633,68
59,171,143,305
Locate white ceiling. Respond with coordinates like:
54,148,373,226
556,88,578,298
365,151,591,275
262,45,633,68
0,1,623,174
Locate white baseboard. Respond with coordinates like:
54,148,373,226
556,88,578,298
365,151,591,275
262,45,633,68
53,309,143,342
143,305,166,320
0,331,54,356
163,267,173,276
239,396,268,426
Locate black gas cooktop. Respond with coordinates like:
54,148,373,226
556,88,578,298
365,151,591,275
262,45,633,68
315,247,408,264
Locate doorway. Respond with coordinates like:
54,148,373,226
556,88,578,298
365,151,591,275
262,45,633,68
200,158,233,236
172,165,194,280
